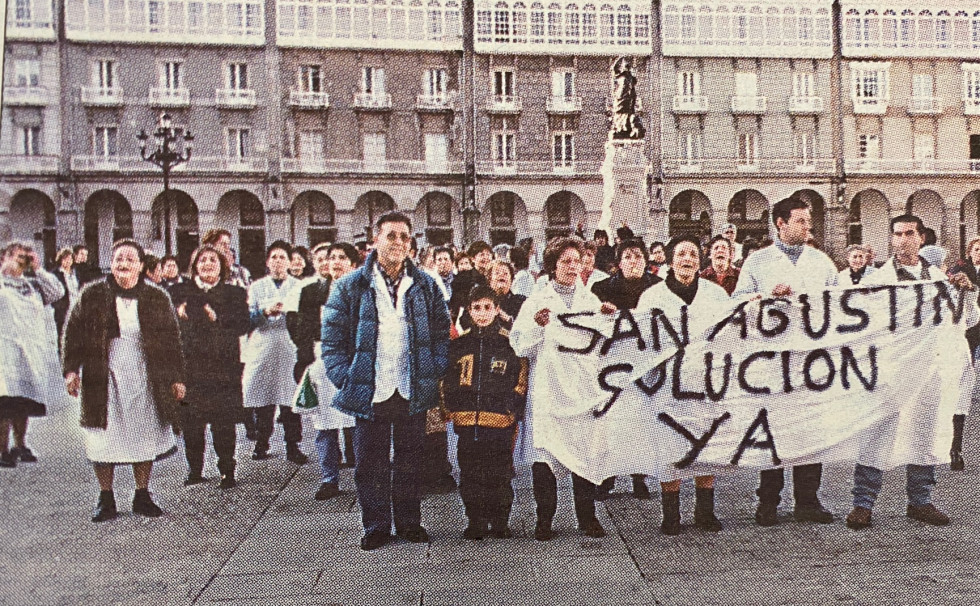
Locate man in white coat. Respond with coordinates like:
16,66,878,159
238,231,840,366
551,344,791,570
845,214,977,530
731,196,838,527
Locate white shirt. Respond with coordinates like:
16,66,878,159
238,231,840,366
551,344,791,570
731,244,838,299
371,264,414,403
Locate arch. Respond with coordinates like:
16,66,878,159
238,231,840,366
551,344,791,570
84,190,133,269
292,190,337,249
848,189,890,260
668,189,711,239
960,190,980,258
543,191,586,240
414,191,460,247
727,189,769,243
151,189,198,271
482,190,529,246
905,189,945,245
353,191,397,241
216,190,266,279
790,189,826,247
10,189,57,267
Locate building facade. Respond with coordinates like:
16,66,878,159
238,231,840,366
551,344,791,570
3,0,980,274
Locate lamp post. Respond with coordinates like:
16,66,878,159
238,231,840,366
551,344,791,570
461,163,481,246
137,113,194,256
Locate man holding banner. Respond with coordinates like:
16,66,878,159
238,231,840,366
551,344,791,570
845,214,977,530
731,196,839,527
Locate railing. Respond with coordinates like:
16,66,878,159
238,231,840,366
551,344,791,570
149,87,191,107
3,87,49,106
0,155,59,174
215,89,257,108
546,95,583,114
6,17,55,40
71,155,268,172
81,86,125,106
281,158,464,174
731,96,767,114
289,91,330,108
964,99,980,116
672,95,709,113
475,160,603,175
907,97,942,114
416,93,456,111
485,95,523,113
788,96,824,114
352,93,393,110
844,159,980,174
852,96,888,114
662,158,836,174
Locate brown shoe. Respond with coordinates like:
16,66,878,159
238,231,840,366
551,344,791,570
845,506,872,530
907,504,950,526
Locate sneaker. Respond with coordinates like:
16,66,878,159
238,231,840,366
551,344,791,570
534,519,553,541
907,503,950,526
314,483,339,501
12,447,37,463
845,506,873,530
219,474,237,490
579,517,607,538
755,504,779,527
132,490,163,517
0,451,16,468
794,503,834,524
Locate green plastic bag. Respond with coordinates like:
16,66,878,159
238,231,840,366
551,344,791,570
291,367,319,414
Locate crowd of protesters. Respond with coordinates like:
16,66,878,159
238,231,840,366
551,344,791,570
0,196,976,549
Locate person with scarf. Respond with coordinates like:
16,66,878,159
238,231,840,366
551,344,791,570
838,244,873,285
63,239,185,522
168,245,250,489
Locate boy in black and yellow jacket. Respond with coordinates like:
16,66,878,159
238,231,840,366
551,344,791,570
441,285,528,540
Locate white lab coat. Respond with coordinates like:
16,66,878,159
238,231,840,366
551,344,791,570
242,276,302,409
732,244,838,299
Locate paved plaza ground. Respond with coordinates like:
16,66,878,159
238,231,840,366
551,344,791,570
1,403,979,606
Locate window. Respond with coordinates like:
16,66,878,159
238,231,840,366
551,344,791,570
970,134,980,171
425,134,448,171
299,131,324,163
677,71,700,97
493,130,515,167
678,132,702,166
493,70,514,97
363,133,386,169
93,60,116,89
160,62,182,89
734,72,757,97
914,133,935,161
793,72,813,97
14,59,40,88
853,68,886,99
553,132,574,167
227,128,250,161
362,67,386,95
424,68,447,97
912,73,933,98
22,126,40,156
858,134,880,159
299,65,321,93
736,133,758,166
552,71,574,97
15,0,31,23
94,126,118,158
964,67,980,101
796,132,814,166
228,63,248,90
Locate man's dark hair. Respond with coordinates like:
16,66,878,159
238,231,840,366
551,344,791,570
594,229,608,241
467,240,492,257
161,254,179,267
616,238,649,265
433,246,453,261
326,242,361,267
266,239,293,260
771,196,809,226
509,245,529,271
375,211,412,232
922,227,937,246
143,254,161,273
891,214,925,235
111,238,146,263
468,284,500,307
649,241,665,253
72,244,89,255
665,235,703,264
707,234,734,254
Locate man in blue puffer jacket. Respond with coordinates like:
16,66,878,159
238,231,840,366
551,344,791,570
321,211,451,550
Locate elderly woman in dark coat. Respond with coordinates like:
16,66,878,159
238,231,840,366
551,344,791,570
168,245,250,489
63,239,186,522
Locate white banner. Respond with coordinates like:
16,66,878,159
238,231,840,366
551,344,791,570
532,281,977,485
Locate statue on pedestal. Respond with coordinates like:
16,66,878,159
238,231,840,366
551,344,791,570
610,56,645,140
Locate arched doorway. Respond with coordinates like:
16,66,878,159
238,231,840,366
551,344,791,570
668,190,712,240
482,191,529,246
790,189,826,247
960,191,980,259
543,191,587,241
848,189,890,260
10,190,57,267
84,190,133,269
216,190,266,279
905,190,945,245
151,190,198,271
727,190,769,243
414,192,458,247
292,191,337,249
353,191,396,242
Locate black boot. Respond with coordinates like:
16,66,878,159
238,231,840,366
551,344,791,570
463,518,488,540
694,487,723,532
132,488,163,517
632,474,652,500
91,490,117,523
286,442,308,465
951,414,966,471
660,490,681,535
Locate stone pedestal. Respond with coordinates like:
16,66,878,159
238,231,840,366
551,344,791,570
598,139,650,239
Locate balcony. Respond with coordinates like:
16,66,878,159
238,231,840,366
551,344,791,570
352,92,392,111
485,95,522,114
281,158,464,174
852,97,888,115
149,87,191,108
6,15,55,41
70,155,268,173
844,159,980,174
662,158,836,175
908,97,942,115
731,96,767,114
416,93,456,112
289,91,330,109
3,87,49,106
81,86,124,106
965,99,980,116
475,160,602,176
0,155,59,174
215,88,257,109
546,95,583,114
672,95,709,114
788,96,824,114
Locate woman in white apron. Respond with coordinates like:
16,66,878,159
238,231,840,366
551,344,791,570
242,240,305,462
0,241,67,468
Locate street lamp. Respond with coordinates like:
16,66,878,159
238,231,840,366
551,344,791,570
137,113,194,256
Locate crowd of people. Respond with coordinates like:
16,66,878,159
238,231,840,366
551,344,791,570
0,196,975,550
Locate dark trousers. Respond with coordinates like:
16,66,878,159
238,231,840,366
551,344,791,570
182,418,237,476
757,463,823,508
353,394,426,538
455,426,515,527
423,431,455,485
532,462,597,525
253,405,303,449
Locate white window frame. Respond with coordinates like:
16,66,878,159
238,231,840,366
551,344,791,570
736,133,759,167
553,131,575,169
363,133,387,170
159,61,183,90
361,66,386,96
851,63,890,101
492,126,515,168
424,133,448,172
22,126,41,156
226,128,250,161
678,132,702,168
913,132,935,167
493,69,514,97
734,72,757,97
551,70,575,98
793,72,814,97
911,73,933,99
93,59,117,89
14,59,40,88
299,65,322,93
796,132,814,168
858,133,880,162
963,64,980,101
93,125,119,158
424,68,448,97
227,63,248,90
298,131,325,163
677,71,701,96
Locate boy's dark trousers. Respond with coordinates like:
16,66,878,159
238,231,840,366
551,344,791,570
455,425,515,528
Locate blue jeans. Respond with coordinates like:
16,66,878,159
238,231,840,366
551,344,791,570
353,393,426,538
852,463,936,509
314,429,341,485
